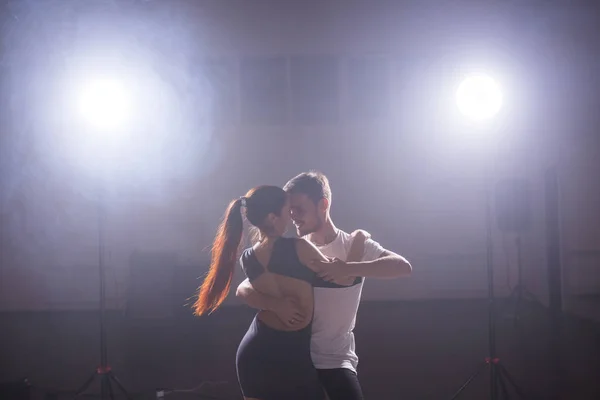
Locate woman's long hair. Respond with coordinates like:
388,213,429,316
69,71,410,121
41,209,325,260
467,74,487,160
193,185,287,316
193,198,244,316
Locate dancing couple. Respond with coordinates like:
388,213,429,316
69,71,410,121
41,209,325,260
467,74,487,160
194,171,412,400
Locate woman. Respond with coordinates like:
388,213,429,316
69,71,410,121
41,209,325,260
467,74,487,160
193,185,368,400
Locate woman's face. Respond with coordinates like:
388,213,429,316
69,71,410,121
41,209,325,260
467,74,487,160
270,197,291,236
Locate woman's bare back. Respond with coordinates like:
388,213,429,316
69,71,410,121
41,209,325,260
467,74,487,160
248,238,315,331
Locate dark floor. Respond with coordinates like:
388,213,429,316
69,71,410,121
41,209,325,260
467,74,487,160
1,299,599,400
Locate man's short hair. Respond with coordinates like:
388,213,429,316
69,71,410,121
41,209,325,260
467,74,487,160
284,171,332,206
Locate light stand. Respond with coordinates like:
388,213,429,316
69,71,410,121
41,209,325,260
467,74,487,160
449,74,535,400
449,176,529,400
74,189,131,400
507,235,540,327
65,74,137,399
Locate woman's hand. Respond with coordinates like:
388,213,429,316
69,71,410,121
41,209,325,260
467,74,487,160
313,257,351,283
347,229,371,263
351,229,371,240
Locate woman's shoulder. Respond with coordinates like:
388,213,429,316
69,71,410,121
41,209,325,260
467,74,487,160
281,236,312,254
239,246,264,280
239,246,255,262
275,236,304,249
272,237,317,282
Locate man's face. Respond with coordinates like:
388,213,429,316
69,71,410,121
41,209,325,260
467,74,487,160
289,193,323,237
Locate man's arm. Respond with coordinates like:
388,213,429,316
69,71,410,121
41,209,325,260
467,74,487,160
235,279,279,311
236,279,307,327
314,237,412,282
346,249,412,279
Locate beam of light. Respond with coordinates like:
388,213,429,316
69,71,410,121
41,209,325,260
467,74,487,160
54,55,215,204
4,1,217,201
0,0,219,270
456,74,503,122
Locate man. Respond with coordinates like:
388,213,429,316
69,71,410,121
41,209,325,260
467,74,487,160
236,171,412,400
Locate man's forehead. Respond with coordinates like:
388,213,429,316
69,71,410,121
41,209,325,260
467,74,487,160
289,193,314,206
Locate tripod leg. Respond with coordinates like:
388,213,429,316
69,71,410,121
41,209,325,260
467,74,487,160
74,372,96,397
497,363,531,399
108,371,133,399
100,373,110,400
106,377,116,400
496,368,511,400
449,362,487,400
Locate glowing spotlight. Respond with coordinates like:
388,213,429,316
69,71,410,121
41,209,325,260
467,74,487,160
77,78,133,132
456,74,502,122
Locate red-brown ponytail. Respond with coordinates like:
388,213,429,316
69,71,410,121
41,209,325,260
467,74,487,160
193,198,244,316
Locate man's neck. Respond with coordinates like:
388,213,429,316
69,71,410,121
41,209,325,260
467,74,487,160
308,218,338,246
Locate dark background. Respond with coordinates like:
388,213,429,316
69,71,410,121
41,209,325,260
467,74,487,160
1,0,599,398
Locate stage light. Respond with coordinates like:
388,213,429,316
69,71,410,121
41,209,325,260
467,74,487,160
59,72,145,171
76,77,133,133
456,74,502,122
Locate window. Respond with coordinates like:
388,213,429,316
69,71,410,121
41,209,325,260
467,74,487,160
346,56,391,120
200,59,237,125
240,57,288,125
290,55,339,124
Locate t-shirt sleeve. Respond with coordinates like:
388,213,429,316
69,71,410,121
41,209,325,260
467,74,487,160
362,239,386,262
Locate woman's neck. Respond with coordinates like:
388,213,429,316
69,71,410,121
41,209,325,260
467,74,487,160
258,233,280,247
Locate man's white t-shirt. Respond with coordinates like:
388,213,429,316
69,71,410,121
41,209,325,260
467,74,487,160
310,230,385,373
